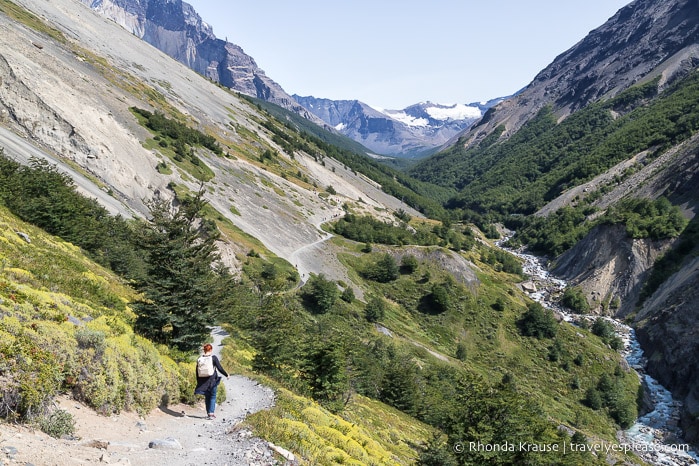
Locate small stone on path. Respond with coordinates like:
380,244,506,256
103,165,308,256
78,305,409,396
148,437,182,450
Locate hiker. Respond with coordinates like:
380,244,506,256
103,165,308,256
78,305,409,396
194,343,229,419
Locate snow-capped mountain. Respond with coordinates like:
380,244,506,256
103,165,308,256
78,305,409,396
294,96,505,158
80,0,504,158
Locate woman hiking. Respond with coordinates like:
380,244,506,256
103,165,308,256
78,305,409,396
194,343,229,419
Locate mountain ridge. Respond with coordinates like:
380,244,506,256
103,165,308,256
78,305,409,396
294,95,505,158
79,0,329,127
458,0,699,148
406,0,699,445
80,0,503,158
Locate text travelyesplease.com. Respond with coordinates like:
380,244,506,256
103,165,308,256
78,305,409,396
452,441,692,455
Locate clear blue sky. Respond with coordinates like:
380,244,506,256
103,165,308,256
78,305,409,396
185,0,631,109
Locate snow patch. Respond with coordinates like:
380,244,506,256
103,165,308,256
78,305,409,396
334,122,346,131
381,110,429,127
377,103,481,126
426,104,481,120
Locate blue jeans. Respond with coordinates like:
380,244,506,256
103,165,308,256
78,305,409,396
205,381,218,414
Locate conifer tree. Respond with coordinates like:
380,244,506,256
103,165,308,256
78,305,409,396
133,188,223,351
301,273,338,314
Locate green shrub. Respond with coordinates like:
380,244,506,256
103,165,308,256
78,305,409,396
584,387,603,410
424,284,450,314
561,286,590,313
480,248,523,275
217,383,227,405
364,295,387,323
548,339,564,362
333,214,439,246
75,327,106,352
39,409,75,438
492,296,507,312
591,318,623,349
518,302,558,339
177,361,198,405
603,197,688,240
400,254,419,274
455,342,467,362
416,433,457,466
340,287,355,303
72,333,180,415
301,274,339,314
0,334,64,418
363,254,399,283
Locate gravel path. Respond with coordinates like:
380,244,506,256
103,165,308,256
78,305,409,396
0,327,289,466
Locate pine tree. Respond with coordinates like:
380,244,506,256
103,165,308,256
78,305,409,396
364,294,386,322
133,189,223,351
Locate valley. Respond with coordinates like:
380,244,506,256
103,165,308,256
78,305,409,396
504,244,698,465
1,0,698,465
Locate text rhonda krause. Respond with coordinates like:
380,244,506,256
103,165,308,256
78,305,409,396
463,441,692,454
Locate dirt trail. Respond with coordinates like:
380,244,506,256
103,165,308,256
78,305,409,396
289,208,340,283
0,327,286,466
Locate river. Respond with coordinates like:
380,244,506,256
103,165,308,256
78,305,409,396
500,242,698,465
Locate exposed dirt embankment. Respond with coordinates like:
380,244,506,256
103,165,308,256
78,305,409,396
390,245,480,291
552,224,671,316
552,223,699,448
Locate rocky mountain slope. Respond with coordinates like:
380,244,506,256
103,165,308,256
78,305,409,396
1,0,421,280
80,0,502,158
461,0,699,148
78,0,327,127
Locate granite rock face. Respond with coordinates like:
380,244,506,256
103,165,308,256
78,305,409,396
80,0,324,125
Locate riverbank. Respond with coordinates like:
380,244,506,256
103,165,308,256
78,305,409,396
503,243,698,465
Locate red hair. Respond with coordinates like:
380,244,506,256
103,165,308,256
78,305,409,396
203,343,213,352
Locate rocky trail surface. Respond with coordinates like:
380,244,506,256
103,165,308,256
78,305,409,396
0,327,294,466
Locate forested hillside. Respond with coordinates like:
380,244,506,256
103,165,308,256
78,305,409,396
406,3,699,449
0,148,643,464
412,72,699,230
1,0,696,463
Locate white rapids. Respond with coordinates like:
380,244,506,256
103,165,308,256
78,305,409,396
499,240,698,465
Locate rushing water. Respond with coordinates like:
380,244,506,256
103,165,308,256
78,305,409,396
500,242,698,465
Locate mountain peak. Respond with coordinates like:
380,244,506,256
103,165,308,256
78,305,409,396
294,96,497,158
462,0,699,148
